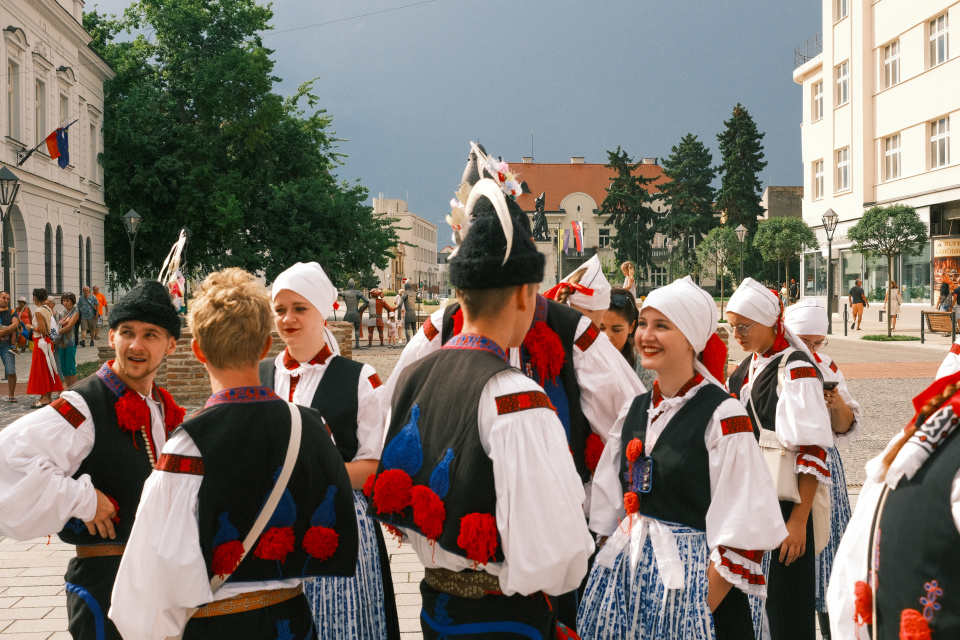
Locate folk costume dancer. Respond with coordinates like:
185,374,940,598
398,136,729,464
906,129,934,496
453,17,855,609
26,287,63,407
262,261,400,640
783,300,862,639
0,280,184,640
544,253,611,327
110,268,358,640
827,373,960,639
577,277,786,640
366,165,595,640
725,278,834,640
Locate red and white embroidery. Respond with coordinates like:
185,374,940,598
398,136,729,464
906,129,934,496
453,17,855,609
951,343,960,356
789,366,818,380
796,445,830,477
368,374,383,389
50,397,85,429
423,316,439,341
574,323,600,351
156,454,204,476
829,360,839,373
720,416,753,436
495,391,555,415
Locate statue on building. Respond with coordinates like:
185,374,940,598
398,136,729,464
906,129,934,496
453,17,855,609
532,191,548,241
338,278,369,348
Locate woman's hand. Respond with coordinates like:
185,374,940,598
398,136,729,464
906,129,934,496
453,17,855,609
778,515,807,566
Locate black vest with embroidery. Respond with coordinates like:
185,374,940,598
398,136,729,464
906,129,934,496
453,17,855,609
58,374,156,545
366,347,510,564
727,350,819,439
184,400,358,584
440,300,592,482
618,384,728,531
872,416,960,639
259,356,363,462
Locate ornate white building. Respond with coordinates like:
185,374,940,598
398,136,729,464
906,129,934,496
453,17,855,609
0,0,112,301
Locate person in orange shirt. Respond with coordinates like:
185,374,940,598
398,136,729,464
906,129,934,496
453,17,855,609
93,286,108,341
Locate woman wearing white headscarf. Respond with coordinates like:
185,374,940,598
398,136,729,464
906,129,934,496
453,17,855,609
725,278,833,640
545,254,612,325
265,262,400,640
784,300,861,639
578,276,786,640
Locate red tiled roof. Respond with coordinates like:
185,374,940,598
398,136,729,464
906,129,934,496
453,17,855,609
512,162,668,212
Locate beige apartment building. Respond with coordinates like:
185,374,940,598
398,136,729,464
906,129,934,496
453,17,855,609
372,198,438,293
794,0,960,308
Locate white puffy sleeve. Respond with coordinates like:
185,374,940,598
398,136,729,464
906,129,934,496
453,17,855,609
587,400,631,536
937,340,960,380
705,397,788,596
827,357,863,444
0,391,98,539
777,359,834,484
354,362,386,461
480,370,595,597
381,307,445,406
572,316,646,443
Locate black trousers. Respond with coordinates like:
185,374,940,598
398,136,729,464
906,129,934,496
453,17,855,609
64,555,123,640
419,580,557,639
766,500,816,640
713,586,755,640
183,592,316,639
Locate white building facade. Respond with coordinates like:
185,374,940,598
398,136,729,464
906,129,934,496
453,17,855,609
0,0,111,302
371,198,438,293
794,0,960,309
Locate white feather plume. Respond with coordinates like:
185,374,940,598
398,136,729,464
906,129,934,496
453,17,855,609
464,178,514,266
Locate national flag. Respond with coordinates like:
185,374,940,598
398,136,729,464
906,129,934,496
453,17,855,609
571,221,584,252
562,229,570,255
44,120,77,170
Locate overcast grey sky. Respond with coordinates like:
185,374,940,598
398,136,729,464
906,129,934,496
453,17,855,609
89,0,822,237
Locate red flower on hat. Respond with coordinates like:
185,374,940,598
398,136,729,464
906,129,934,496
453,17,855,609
623,492,640,515
457,513,498,567
410,485,446,542
212,540,244,578
584,433,604,474
372,469,413,515
854,581,873,626
303,526,339,562
254,526,295,563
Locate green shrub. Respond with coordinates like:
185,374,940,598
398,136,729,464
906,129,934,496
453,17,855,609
861,334,921,341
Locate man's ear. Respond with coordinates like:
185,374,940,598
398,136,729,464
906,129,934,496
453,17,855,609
259,335,273,360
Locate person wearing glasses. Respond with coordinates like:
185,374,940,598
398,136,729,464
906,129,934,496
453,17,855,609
784,300,860,640
725,279,833,640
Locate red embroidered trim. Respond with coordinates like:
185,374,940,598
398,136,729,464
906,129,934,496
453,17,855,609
574,323,599,351
829,360,839,373
423,316,439,341
282,344,333,371
797,457,831,477
789,366,818,380
156,453,204,476
720,416,753,436
495,391,555,415
718,550,767,586
368,373,383,389
719,545,765,564
798,445,827,461
652,374,704,408
50,397,84,429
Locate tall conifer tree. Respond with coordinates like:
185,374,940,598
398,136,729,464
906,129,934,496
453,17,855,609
599,147,659,280
659,133,717,267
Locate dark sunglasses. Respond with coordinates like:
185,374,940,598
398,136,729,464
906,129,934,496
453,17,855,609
610,294,633,308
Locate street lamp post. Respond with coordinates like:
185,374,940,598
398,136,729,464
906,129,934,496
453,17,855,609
122,209,141,289
734,224,748,282
0,168,21,294
822,208,839,335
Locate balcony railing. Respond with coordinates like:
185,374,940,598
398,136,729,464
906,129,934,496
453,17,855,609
794,32,823,69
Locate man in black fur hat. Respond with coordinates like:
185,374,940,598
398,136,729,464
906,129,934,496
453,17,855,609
0,280,184,640
365,158,594,639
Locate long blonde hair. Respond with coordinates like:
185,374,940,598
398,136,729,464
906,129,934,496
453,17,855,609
620,261,635,278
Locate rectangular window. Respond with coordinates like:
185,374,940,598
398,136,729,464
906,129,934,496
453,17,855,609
6,61,19,140
836,148,850,191
884,134,901,181
812,81,824,121
89,121,97,182
931,117,950,169
813,160,824,199
59,93,68,124
836,62,849,106
931,14,949,67
837,0,848,20
598,228,610,247
35,80,45,147
884,41,900,88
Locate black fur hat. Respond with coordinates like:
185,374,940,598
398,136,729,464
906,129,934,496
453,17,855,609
109,280,182,339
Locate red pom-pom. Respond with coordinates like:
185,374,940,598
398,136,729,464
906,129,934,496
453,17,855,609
584,433,604,474
115,391,151,433
410,485,446,541
157,387,186,432
854,580,873,625
106,495,121,525
384,524,405,544
452,308,464,337
333,302,340,310
212,540,244,578
362,472,376,497
899,609,931,640
625,438,643,462
372,469,413,515
457,512,498,566
254,526,295,563
303,526,339,561
623,492,640,515
522,321,565,385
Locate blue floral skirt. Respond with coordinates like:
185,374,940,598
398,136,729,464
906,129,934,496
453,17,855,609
815,445,852,613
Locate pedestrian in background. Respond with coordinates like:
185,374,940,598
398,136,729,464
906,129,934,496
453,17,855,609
78,286,98,347
0,292,20,402
848,279,869,330
92,285,108,342
16,296,31,353
44,299,61,379
884,281,903,331
26,288,62,408
57,293,80,388
938,275,953,311
790,279,799,305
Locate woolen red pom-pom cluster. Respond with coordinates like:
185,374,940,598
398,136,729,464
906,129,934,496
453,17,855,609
625,438,643,462
623,492,640,515
157,387,186,432
899,609,931,640
362,473,376,497
584,433,604,474
384,524,405,544
303,526,339,561
523,321,565,385
410,485,446,541
457,512,498,566
115,391,151,433
854,580,873,625
372,469,413,515
254,526,295,563
452,308,464,337
211,540,244,578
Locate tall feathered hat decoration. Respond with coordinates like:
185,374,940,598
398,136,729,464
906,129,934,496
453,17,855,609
158,228,189,308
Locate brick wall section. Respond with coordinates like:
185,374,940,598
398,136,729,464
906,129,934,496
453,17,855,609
98,321,355,405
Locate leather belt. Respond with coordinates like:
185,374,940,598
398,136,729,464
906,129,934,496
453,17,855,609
192,585,304,618
424,567,502,600
76,544,126,558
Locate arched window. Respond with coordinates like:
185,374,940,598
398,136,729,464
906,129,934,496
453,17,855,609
78,235,83,291
43,224,52,292
86,236,92,290
55,226,63,294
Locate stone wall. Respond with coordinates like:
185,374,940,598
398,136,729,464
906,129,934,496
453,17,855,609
98,321,356,405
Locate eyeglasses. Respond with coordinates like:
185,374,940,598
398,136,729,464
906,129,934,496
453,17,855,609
802,338,829,350
731,322,758,336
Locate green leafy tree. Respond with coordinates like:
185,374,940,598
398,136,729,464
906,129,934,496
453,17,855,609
753,217,819,300
599,147,659,280
696,226,740,314
85,0,398,285
848,204,927,336
659,133,717,268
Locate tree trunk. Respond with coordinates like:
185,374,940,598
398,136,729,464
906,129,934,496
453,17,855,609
719,258,725,316
887,254,894,337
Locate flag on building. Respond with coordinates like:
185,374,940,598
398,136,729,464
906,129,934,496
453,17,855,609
44,120,77,170
571,221,584,252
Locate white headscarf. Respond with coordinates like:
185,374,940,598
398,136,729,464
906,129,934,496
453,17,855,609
556,254,611,310
271,262,340,354
784,299,828,337
727,277,813,359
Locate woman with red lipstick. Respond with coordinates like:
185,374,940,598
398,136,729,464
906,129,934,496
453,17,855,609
261,262,399,640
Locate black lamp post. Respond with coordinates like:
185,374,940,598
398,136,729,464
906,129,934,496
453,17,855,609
122,209,141,288
735,224,748,282
0,168,21,294
822,208,839,335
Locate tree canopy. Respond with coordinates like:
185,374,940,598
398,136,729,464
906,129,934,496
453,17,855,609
753,217,819,292
696,226,740,313
659,133,717,267
599,147,659,280
85,0,398,285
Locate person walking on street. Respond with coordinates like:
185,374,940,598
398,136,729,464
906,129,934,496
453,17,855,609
92,285,108,342
26,288,63,408
78,286,98,347
884,281,904,331
790,279,800,305
57,293,81,388
939,276,953,311
848,279,869,330
16,296,32,353
0,292,20,402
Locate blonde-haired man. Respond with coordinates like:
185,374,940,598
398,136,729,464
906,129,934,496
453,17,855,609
111,268,358,640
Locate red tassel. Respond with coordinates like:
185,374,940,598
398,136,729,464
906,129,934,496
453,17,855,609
410,485,446,541
854,580,873,626
899,609,931,640
211,540,244,578
452,308,464,337
253,526,295,563
372,469,413,515
623,492,640,515
303,525,339,561
384,524,405,544
457,512,498,566
362,472,376,497
584,433,604,474
106,495,121,525
522,321,566,385
702,333,728,382
625,438,643,462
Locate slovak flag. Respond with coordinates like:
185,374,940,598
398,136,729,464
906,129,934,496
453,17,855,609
571,221,584,252
44,120,77,170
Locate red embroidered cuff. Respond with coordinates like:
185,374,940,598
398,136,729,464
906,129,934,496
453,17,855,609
495,391,555,415
156,454,205,476
50,397,85,429
714,545,767,597
368,374,383,389
423,316,439,341
574,323,599,351
789,366,819,380
720,416,753,436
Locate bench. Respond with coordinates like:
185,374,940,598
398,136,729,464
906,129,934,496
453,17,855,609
921,311,958,343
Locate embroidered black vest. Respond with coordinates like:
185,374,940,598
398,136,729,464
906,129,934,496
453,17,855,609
618,384,729,531
58,374,156,545
259,356,363,462
727,350,820,439
366,347,510,564
872,417,960,639
184,400,358,584
440,299,592,482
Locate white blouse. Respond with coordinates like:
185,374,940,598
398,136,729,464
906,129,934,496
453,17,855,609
937,338,960,380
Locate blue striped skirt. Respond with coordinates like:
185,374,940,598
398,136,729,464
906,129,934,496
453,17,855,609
749,554,771,640
577,519,715,640
815,445,852,613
